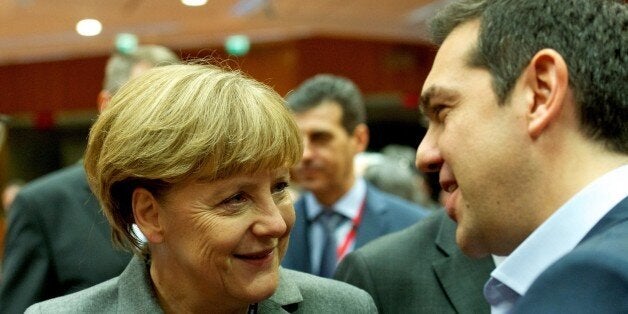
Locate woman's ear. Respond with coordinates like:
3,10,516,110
524,48,569,139
132,187,164,244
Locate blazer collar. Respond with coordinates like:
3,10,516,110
117,258,305,313
353,185,388,247
118,256,163,313
258,268,303,313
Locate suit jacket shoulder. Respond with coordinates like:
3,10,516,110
356,185,428,245
0,164,131,313
514,197,628,313
365,184,430,220
335,210,494,314
25,255,160,314
27,257,377,314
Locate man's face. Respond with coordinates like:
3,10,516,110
416,20,535,257
291,101,365,205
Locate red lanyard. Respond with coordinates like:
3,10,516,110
336,197,366,260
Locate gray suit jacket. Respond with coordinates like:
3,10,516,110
335,210,494,314
282,184,428,274
26,256,378,313
0,164,131,314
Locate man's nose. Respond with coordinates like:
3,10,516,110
301,137,314,160
416,128,443,173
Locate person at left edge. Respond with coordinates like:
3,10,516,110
0,45,180,314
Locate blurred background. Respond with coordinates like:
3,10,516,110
0,0,451,198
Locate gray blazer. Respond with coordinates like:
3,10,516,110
335,210,494,313
26,256,378,313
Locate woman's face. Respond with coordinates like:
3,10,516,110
149,167,295,310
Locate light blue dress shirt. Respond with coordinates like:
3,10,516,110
304,178,367,274
484,165,628,313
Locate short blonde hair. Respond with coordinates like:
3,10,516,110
85,64,303,254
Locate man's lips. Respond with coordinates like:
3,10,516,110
440,180,459,222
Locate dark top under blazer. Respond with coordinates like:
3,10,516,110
513,197,628,313
335,210,495,314
0,164,132,314
282,184,428,274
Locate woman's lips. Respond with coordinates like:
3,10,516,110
233,249,275,267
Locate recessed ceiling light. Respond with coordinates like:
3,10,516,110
181,0,208,6
76,19,102,36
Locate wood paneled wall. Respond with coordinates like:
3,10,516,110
0,36,436,116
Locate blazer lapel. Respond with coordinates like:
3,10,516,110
354,188,385,248
432,213,495,313
259,268,303,313
117,256,163,313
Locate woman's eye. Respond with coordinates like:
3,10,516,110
222,192,247,205
272,181,289,194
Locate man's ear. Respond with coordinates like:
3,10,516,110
524,48,569,138
97,90,111,113
132,187,164,244
352,123,370,153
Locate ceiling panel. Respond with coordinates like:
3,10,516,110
0,0,452,65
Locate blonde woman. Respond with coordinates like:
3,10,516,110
26,64,376,313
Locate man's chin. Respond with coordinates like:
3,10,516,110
455,228,491,259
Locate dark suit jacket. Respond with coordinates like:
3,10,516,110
514,197,628,313
335,210,495,314
282,184,428,274
0,164,132,314
26,256,378,313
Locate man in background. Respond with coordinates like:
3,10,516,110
0,45,180,313
281,74,429,278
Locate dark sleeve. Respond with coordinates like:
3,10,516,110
0,192,53,314
334,251,382,312
513,250,628,314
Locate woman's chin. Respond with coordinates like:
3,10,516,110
238,272,280,303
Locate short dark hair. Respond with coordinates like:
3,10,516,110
286,74,366,133
431,0,627,153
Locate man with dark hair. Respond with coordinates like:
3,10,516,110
0,45,180,313
415,0,625,312
335,0,627,313
281,74,429,278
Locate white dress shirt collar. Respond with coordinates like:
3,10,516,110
485,165,628,313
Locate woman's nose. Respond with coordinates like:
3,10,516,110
252,202,289,237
